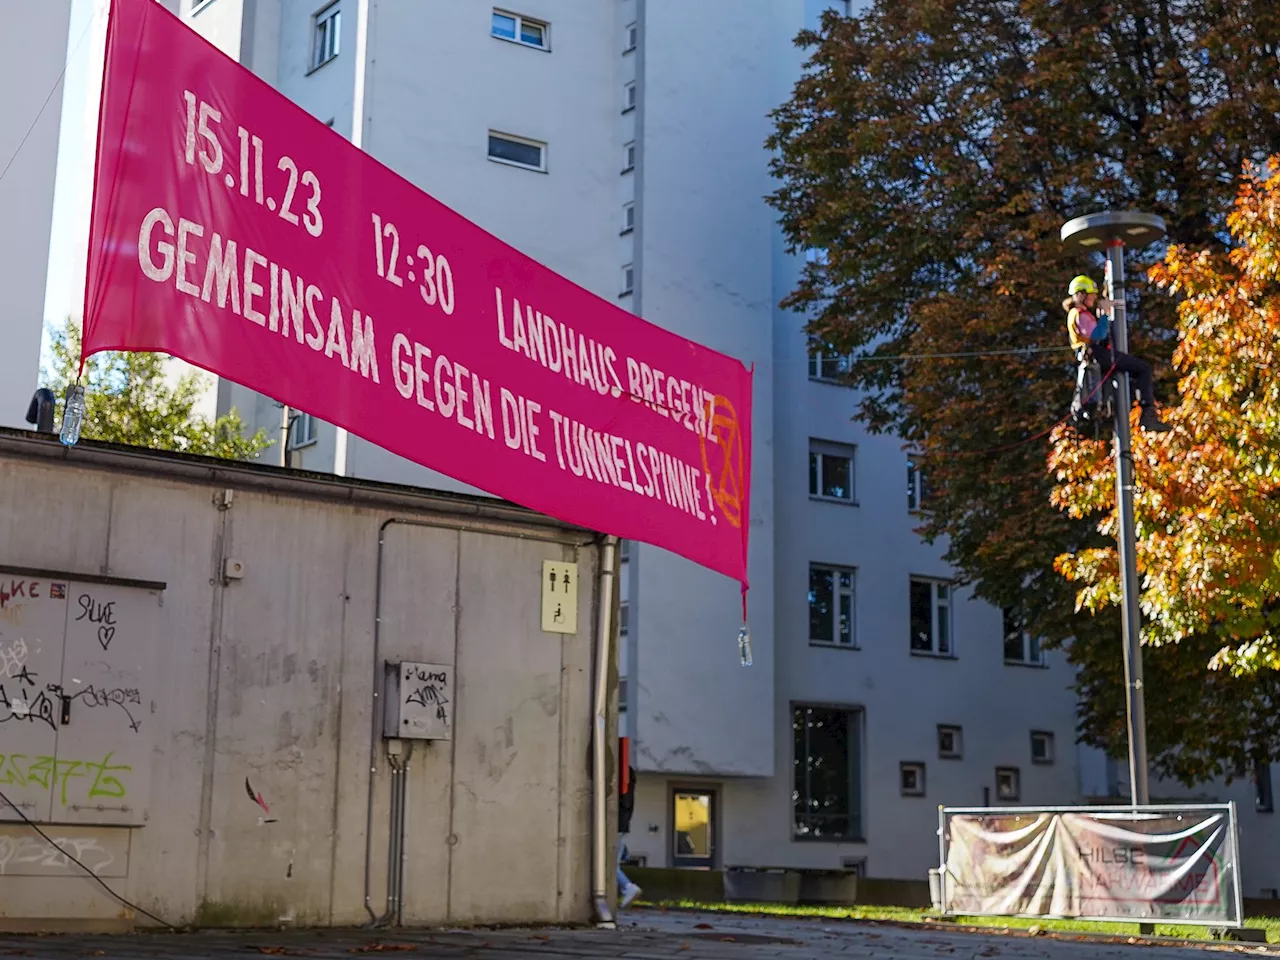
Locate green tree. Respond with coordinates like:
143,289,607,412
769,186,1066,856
766,0,1280,782
43,318,271,460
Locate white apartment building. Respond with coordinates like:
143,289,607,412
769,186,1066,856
0,0,73,429
17,0,1276,895
175,0,1086,885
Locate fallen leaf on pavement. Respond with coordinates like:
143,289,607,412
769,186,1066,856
348,944,415,953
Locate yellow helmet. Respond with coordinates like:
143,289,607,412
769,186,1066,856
1068,275,1098,296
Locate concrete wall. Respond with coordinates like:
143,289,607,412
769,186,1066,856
0,0,71,429
0,431,601,928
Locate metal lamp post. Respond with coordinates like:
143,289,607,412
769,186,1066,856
1061,210,1167,809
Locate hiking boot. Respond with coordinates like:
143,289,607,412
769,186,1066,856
1139,408,1171,433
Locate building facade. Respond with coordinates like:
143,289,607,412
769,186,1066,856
0,1,72,430
168,0,1093,886
10,0,1262,899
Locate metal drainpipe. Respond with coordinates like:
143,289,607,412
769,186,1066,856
397,744,413,926
591,535,619,927
362,520,393,926
385,755,402,925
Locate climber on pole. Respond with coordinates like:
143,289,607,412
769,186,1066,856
1064,275,1170,433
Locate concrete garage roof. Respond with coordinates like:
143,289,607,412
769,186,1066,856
0,426,598,541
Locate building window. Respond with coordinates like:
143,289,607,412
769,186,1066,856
840,856,867,877
809,440,854,502
619,539,631,562
622,141,636,173
1256,760,1275,814
487,132,547,172
620,264,634,297
311,3,341,71
910,578,953,656
807,337,853,382
1003,609,1045,666
624,21,637,52
1031,731,1055,765
793,705,862,841
907,458,931,512
289,412,318,449
995,766,1021,803
808,564,855,647
618,676,628,713
623,81,636,113
900,762,925,797
619,601,630,637
622,202,635,235
491,9,549,49
938,725,963,760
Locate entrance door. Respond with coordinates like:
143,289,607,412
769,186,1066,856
671,788,716,869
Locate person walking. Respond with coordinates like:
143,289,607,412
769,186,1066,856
618,764,642,908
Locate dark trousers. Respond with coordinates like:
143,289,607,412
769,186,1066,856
1091,343,1156,409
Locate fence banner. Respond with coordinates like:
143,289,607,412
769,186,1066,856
939,805,1242,926
82,0,753,588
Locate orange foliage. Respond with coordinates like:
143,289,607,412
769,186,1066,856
1050,159,1280,674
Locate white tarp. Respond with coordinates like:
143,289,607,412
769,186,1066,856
940,805,1241,925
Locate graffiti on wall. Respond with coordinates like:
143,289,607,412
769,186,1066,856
0,636,31,678
75,593,118,651
0,753,132,805
73,685,143,732
0,579,65,610
0,834,116,876
405,666,450,723
0,676,59,731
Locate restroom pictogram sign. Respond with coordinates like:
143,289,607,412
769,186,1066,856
541,560,578,635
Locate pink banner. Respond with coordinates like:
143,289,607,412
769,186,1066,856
83,0,752,587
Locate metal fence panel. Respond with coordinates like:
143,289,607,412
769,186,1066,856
938,804,1242,927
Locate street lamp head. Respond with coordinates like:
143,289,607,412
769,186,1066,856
1061,210,1167,252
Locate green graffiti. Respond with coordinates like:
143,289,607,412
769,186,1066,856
0,752,132,805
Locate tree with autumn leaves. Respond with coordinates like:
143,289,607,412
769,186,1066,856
767,0,1280,783
1050,162,1280,777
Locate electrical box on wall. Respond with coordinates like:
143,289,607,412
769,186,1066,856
382,660,453,741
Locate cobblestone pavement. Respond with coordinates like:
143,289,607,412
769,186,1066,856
0,910,1272,960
